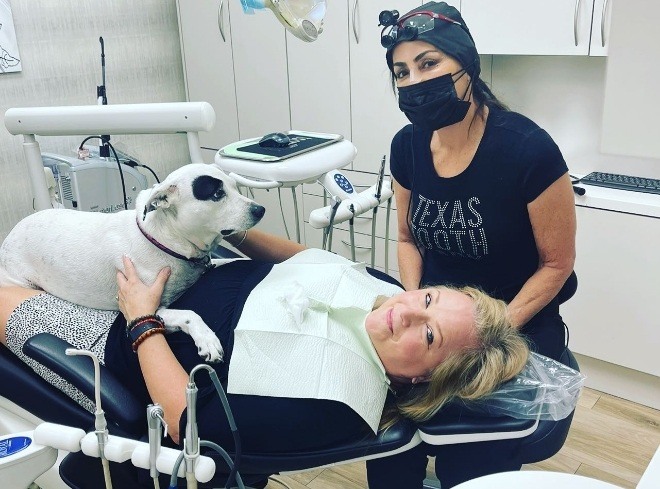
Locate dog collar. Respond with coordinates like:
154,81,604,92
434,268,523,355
135,216,211,267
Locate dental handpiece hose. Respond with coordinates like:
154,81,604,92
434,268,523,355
96,406,112,489
184,364,243,489
97,36,110,158
372,155,387,267
323,196,340,251
66,348,112,489
349,203,356,262
185,380,200,489
148,404,167,489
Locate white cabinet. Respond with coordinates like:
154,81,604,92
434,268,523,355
177,0,239,150
348,0,423,173
601,0,660,159
460,0,606,56
561,205,660,377
589,0,613,56
177,0,290,150
230,3,291,139
287,0,351,137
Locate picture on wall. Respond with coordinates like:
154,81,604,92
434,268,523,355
0,0,21,73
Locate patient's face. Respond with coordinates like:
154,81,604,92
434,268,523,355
365,287,477,380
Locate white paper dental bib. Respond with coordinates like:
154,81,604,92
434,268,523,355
227,249,403,432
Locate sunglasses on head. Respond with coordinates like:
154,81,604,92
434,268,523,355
379,9,462,49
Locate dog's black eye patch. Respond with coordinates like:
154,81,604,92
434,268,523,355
192,175,225,201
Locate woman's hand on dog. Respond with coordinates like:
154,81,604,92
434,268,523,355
116,255,170,322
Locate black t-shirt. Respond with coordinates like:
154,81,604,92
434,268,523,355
390,108,568,301
104,258,402,457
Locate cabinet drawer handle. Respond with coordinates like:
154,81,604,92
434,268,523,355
573,0,582,47
341,239,371,251
352,0,360,44
218,0,227,42
601,0,610,47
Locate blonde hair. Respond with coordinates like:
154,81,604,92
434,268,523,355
381,285,529,429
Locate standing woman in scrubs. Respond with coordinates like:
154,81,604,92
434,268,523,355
367,2,577,487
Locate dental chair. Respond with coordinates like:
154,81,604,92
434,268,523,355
0,339,578,489
0,251,579,489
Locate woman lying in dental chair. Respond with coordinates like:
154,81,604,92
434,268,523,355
0,229,528,469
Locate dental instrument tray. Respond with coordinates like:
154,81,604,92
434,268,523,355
218,130,343,162
215,131,357,189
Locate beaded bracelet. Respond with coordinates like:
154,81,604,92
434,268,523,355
131,325,165,352
126,314,164,336
128,320,164,343
126,314,165,352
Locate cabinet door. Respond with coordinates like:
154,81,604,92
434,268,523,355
589,0,613,56
287,0,351,138
460,0,593,55
228,2,291,139
177,0,239,151
601,0,660,158
348,0,424,173
561,207,660,377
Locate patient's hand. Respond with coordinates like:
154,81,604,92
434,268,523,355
116,256,170,322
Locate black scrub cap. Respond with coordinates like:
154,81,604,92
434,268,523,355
384,1,481,78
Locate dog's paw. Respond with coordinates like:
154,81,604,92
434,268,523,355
195,331,224,363
158,308,224,362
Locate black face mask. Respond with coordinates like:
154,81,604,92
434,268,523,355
397,71,471,131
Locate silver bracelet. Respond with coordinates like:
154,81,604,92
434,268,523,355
234,230,248,247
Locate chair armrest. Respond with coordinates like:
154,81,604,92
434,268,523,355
23,333,145,436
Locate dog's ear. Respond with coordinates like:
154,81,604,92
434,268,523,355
142,184,178,220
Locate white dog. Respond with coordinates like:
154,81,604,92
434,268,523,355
0,163,265,361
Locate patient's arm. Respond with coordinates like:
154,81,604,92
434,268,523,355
117,256,187,443
136,334,187,444
225,228,306,262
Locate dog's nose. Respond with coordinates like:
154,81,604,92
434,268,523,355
251,204,265,220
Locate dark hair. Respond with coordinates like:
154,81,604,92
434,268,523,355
390,68,509,117
472,76,509,113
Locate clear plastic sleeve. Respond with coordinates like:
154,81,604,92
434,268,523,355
467,351,586,421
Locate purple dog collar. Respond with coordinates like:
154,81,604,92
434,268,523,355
135,216,210,267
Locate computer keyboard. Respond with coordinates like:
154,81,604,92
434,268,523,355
579,172,660,195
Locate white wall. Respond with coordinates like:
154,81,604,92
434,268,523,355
488,55,660,178
0,0,189,241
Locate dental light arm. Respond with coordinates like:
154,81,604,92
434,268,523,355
240,0,326,42
4,102,216,211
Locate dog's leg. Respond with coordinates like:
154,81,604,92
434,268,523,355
157,308,224,362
